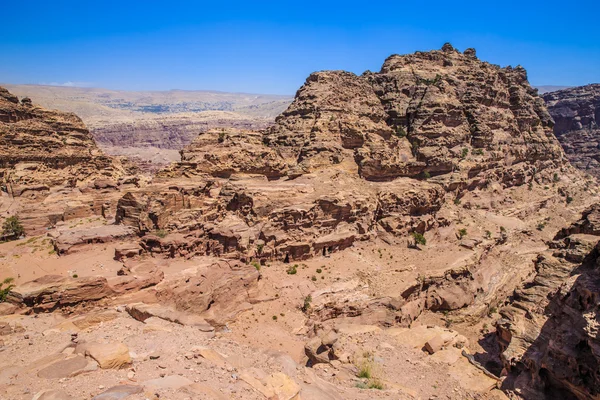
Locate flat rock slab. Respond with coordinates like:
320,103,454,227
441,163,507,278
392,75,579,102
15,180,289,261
37,355,97,379
143,375,193,390
126,303,214,331
32,390,74,400
91,385,143,400
52,224,135,254
76,342,132,369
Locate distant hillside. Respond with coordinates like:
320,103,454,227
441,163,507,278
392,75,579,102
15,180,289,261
2,84,294,167
535,85,572,94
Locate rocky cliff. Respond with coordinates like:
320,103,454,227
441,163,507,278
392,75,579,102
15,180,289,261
544,84,600,178
497,204,600,399
121,44,583,286
0,86,136,233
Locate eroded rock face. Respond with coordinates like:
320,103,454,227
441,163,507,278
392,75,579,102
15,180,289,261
0,86,138,234
265,44,565,181
497,204,600,399
544,84,600,178
114,45,574,265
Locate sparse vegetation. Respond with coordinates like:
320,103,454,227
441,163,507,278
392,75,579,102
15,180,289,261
537,222,546,231
394,125,407,138
411,232,427,247
461,148,469,159
2,215,25,240
358,363,372,379
272,315,277,321
454,197,461,205
458,228,468,239
316,268,322,274
485,230,492,239
72,274,79,278
154,229,168,238
0,277,15,302
311,275,317,281
368,379,384,390
473,148,484,156
256,243,264,254
218,131,226,143
500,226,506,233
286,264,298,275
553,172,559,182
301,294,312,312
251,261,261,271
423,170,431,180
566,196,573,204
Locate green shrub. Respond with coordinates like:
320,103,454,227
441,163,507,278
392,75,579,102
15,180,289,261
394,126,407,138
423,171,431,180
454,198,461,205
500,226,506,233
0,277,15,302
301,295,312,312
286,265,298,275
316,268,322,274
154,229,168,238
411,232,426,246
553,172,559,182
251,261,261,271
358,363,372,379
458,228,467,239
485,230,492,239
461,148,469,159
473,148,484,156
368,380,384,390
566,196,573,204
311,275,317,281
2,216,24,240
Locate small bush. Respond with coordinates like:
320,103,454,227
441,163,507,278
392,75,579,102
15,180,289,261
0,277,15,302
537,222,546,231
461,148,469,159
528,182,533,191
154,229,168,238
485,230,492,239
256,243,264,254
358,363,372,379
286,265,298,275
218,131,226,143
553,172,559,182
301,295,312,312
316,268,322,274
454,197,461,205
311,275,317,281
473,148,484,156
394,125,407,138
251,261,261,271
423,171,431,180
368,379,384,390
411,232,426,246
72,274,79,278
272,315,277,321
2,215,24,240
458,228,467,239
566,196,573,204
500,226,506,233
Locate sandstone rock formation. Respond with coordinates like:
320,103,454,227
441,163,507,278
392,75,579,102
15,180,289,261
119,44,572,267
544,84,600,178
496,204,600,399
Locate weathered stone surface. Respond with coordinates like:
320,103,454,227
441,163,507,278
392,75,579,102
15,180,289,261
50,224,135,254
544,84,600,178
497,204,600,399
32,390,74,400
37,355,97,379
76,341,132,369
8,275,114,311
125,303,213,331
91,385,143,400
156,260,260,327
143,375,193,390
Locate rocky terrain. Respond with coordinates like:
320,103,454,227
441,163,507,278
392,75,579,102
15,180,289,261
1,45,600,400
3,84,293,170
544,85,600,178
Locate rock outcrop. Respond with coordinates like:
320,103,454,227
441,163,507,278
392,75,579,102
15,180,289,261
118,44,572,265
544,84,600,178
0,86,138,234
497,204,600,399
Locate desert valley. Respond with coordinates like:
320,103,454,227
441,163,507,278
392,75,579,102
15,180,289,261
1,44,600,400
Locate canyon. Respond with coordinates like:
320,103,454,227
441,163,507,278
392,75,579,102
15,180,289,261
1,44,599,400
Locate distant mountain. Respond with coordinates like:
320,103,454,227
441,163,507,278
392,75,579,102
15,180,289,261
2,84,294,167
535,85,572,94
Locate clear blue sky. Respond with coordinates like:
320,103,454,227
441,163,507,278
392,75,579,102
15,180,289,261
1,0,598,95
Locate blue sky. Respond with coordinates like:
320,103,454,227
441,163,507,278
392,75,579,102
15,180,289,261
0,0,598,95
